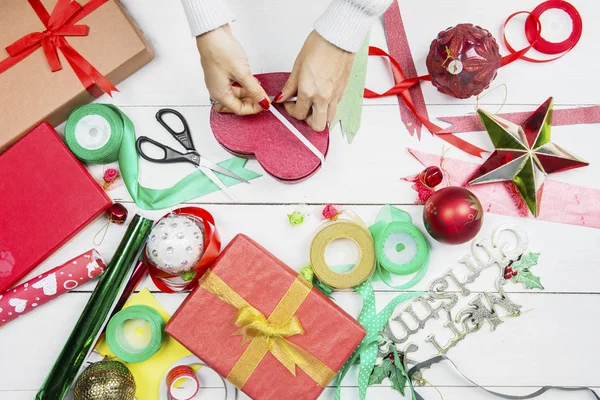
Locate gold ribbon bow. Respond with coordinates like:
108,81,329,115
200,269,336,389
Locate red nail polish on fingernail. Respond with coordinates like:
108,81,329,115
259,98,270,110
273,92,284,103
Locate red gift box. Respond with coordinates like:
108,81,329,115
166,234,365,400
0,123,111,293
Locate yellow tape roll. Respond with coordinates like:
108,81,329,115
309,221,376,289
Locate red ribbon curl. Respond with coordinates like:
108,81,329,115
146,207,221,293
0,0,118,96
364,47,487,158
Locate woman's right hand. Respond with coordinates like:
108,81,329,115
196,25,270,115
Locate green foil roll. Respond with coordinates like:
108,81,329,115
36,214,154,400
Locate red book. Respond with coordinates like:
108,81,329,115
166,234,365,400
0,123,111,293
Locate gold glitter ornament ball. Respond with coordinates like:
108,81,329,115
74,360,136,400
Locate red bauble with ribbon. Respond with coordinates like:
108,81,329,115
426,24,502,99
144,207,220,293
423,187,483,245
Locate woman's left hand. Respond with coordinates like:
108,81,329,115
274,30,355,132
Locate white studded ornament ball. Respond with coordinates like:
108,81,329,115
146,214,205,274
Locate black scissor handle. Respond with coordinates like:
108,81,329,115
155,108,195,151
136,136,199,165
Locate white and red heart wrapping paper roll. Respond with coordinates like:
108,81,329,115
0,249,106,326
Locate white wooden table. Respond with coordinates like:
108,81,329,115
2,0,600,399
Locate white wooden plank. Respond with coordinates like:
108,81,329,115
61,103,600,206
2,292,599,392
18,204,600,295
4,387,599,400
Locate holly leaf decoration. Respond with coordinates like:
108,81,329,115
510,252,544,290
369,358,393,386
368,356,407,395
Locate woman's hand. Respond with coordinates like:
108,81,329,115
275,30,355,132
196,25,270,115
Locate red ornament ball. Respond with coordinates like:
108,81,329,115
107,203,128,225
419,166,444,188
426,23,502,99
423,187,483,245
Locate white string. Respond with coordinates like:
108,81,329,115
268,107,326,165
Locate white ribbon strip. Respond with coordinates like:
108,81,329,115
268,106,326,165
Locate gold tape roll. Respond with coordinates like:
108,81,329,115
309,220,376,289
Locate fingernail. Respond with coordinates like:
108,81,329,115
259,98,270,110
273,91,284,103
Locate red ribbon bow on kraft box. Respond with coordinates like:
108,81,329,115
1,0,116,96
0,0,153,153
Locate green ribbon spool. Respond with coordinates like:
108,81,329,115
65,104,123,163
106,305,165,364
64,104,261,210
368,205,430,290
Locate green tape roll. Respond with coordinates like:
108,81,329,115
106,305,165,364
369,205,430,290
65,104,123,163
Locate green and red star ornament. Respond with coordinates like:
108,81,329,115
468,97,589,216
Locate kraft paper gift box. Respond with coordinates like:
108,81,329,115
166,234,366,400
0,0,154,153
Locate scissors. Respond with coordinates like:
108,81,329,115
136,108,249,201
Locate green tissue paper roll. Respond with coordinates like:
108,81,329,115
36,214,154,400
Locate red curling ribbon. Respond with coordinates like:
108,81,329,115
526,1,582,54
364,47,487,158
0,0,118,96
145,207,221,293
502,1,582,65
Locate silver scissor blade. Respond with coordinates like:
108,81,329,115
198,158,250,183
196,165,239,202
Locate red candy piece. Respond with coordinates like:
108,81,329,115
107,203,128,224
210,73,329,182
419,166,444,188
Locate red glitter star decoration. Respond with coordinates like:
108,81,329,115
468,97,589,217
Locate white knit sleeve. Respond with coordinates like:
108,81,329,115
314,0,394,52
179,0,235,37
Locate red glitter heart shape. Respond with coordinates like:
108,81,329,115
210,73,329,182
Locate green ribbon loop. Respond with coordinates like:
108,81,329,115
368,205,430,290
65,104,261,210
335,281,423,400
